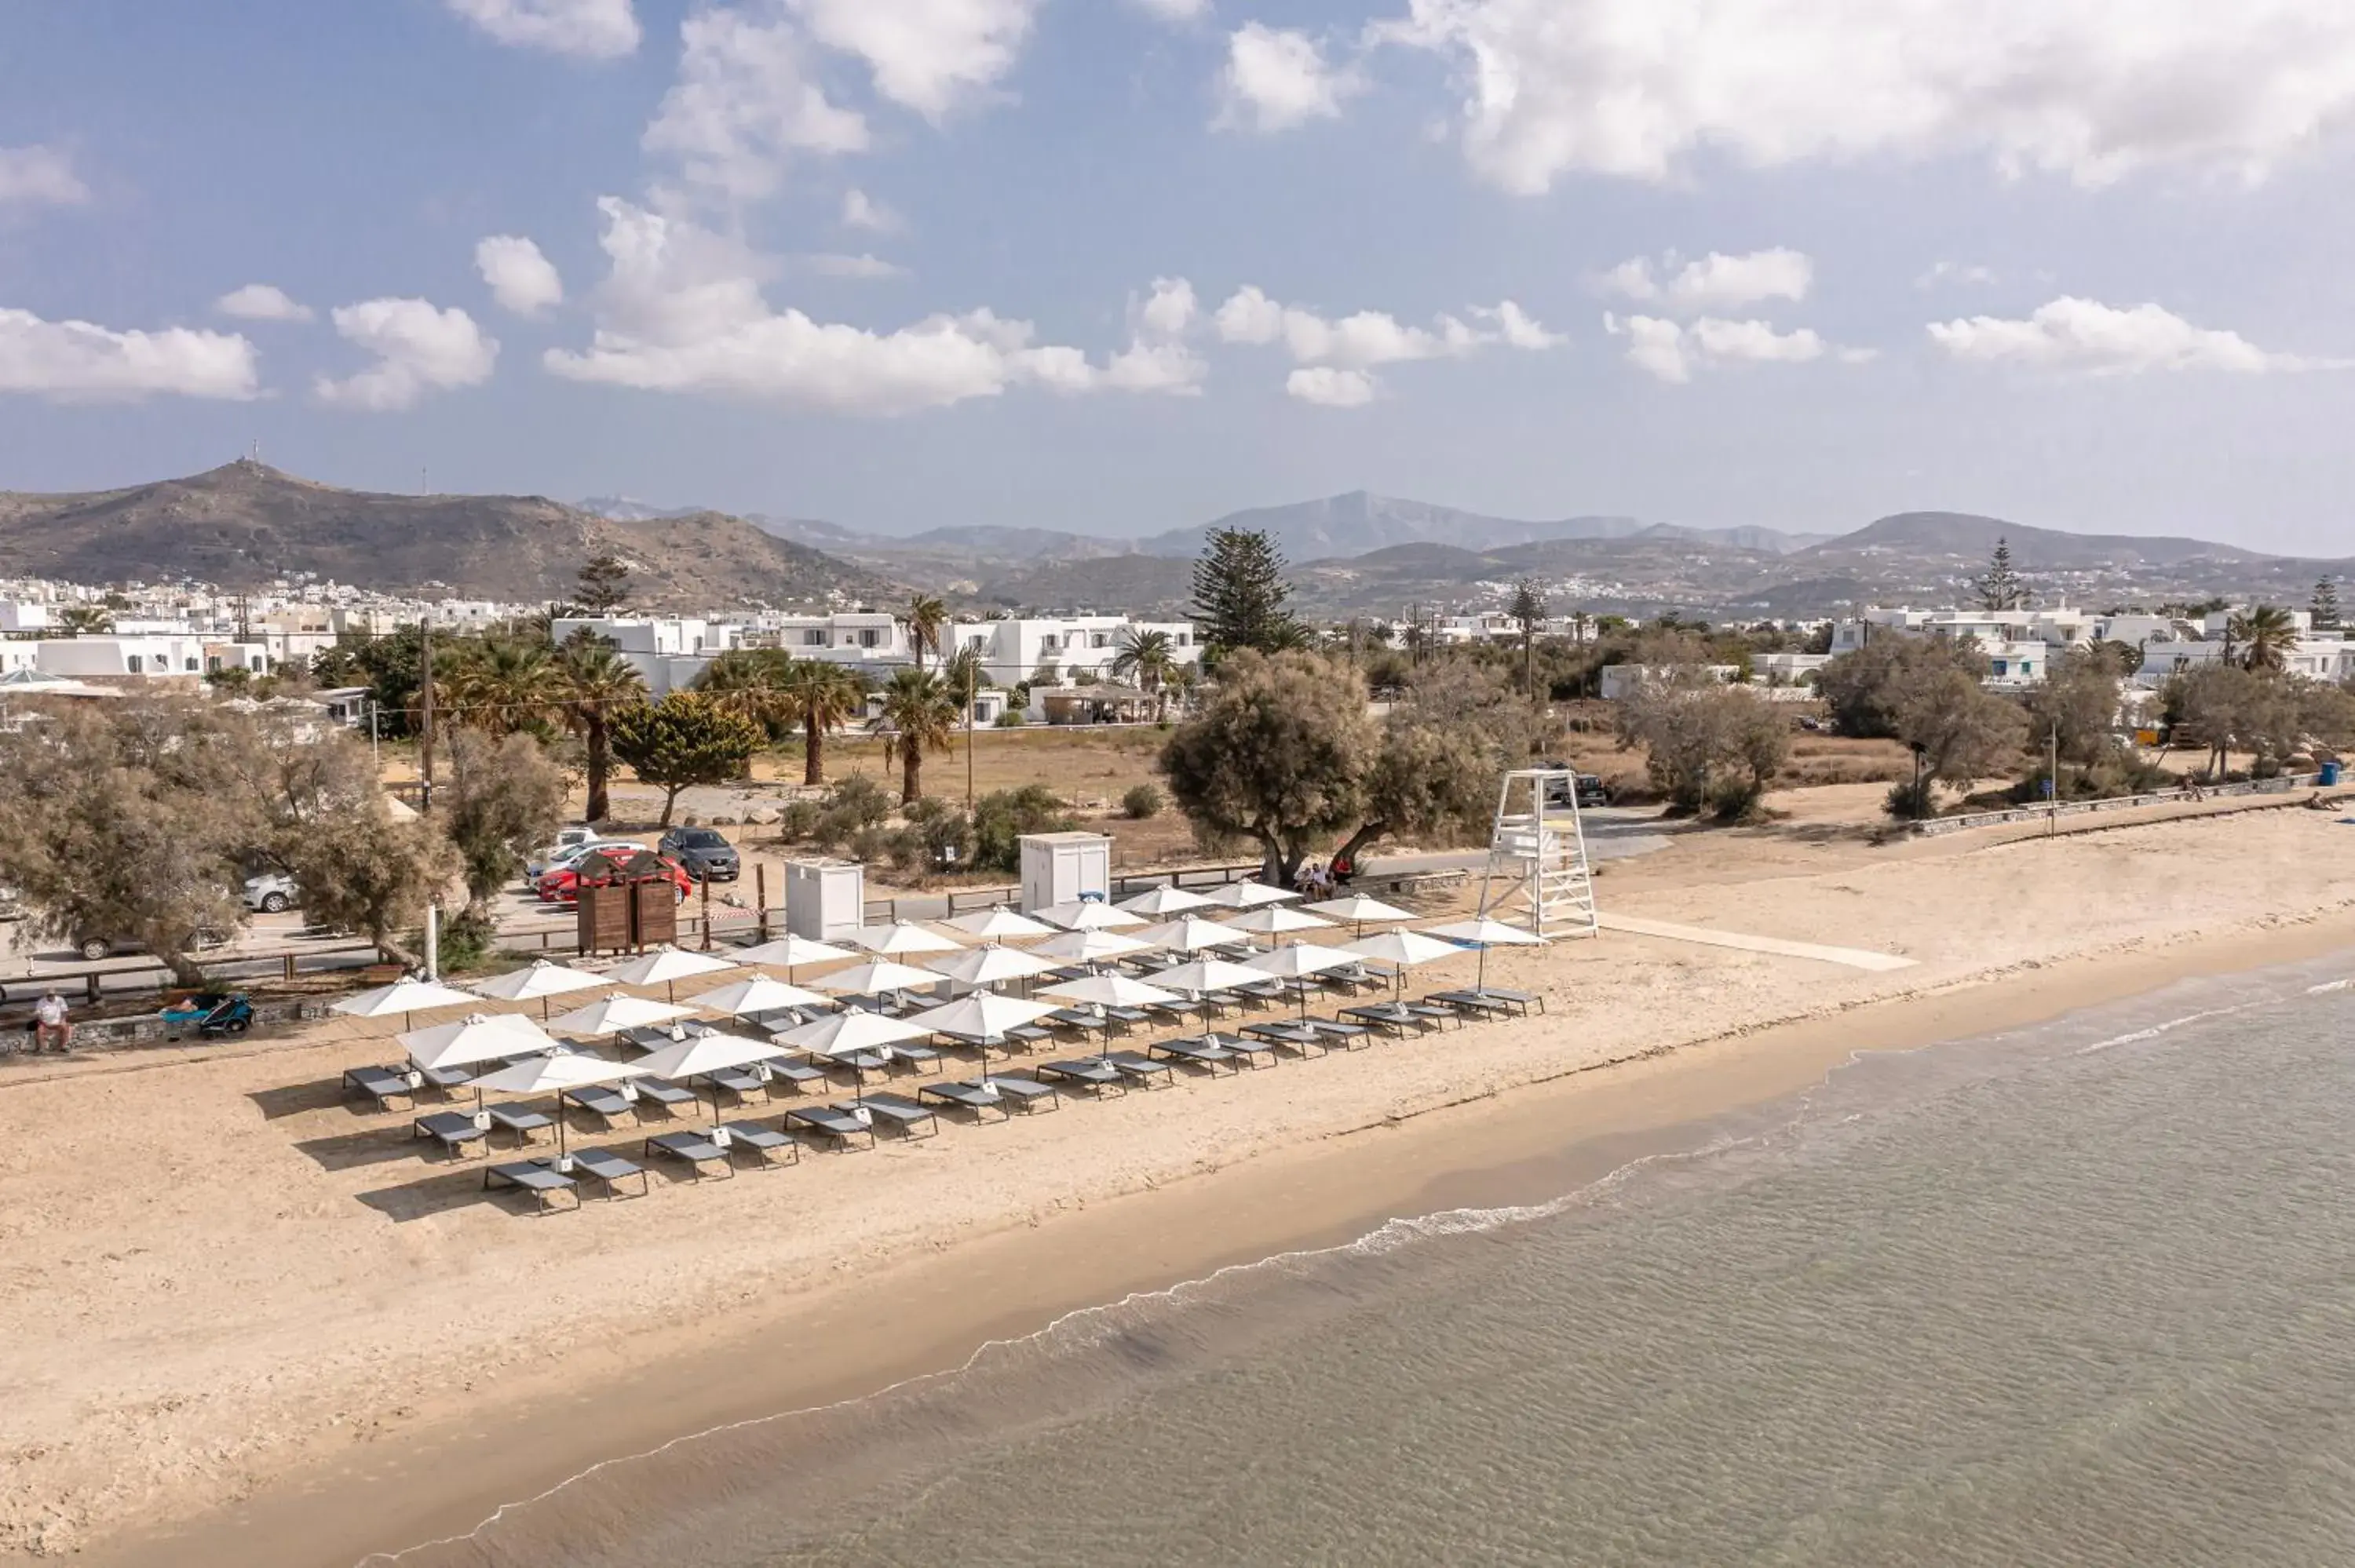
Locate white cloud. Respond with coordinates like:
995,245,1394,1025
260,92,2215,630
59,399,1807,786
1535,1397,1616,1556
1129,0,1210,22
797,252,911,279
476,235,565,316
1597,249,1813,314
316,299,498,410
1288,366,1378,407
1376,0,2355,193
841,188,904,232
542,198,1197,414
1101,278,1208,395
787,0,1042,120
444,0,640,58
0,308,259,402
0,144,89,208
1214,285,1558,370
1916,261,1999,290
644,5,868,204
1218,23,1359,132
1606,312,1843,381
1927,297,2345,375
214,284,314,323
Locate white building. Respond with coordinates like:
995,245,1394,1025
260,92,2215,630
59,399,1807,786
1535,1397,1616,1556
32,635,268,680
942,615,1201,688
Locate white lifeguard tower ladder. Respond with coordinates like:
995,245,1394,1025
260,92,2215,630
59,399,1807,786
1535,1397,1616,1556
1474,768,1601,939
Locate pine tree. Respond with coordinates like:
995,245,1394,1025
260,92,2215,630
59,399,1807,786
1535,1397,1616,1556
574,553,633,614
1977,538,2025,612
1189,528,1299,660
2312,575,2342,631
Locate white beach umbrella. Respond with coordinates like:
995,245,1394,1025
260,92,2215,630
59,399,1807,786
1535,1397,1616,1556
903,991,1061,1044
776,1008,930,1054
1422,917,1546,993
733,934,856,981
1031,928,1152,965
852,920,962,957
1342,930,1467,997
1041,973,1180,1009
928,945,1057,988
1035,900,1146,932
1203,881,1301,909
462,1052,648,1152
635,1027,787,1122
1218,905,1335,939
546,992,698,1038
1132,915,1252,954
466,959,606,1018
401,1012,558,1074
1119,884,1216,917
606,945,739,1001
1305,895,1418,936
692,975,833,1018
1246,941,1355,1019
943,906,1057,942
333,977,479,1030
809,959,944,997
1145,957,1269,997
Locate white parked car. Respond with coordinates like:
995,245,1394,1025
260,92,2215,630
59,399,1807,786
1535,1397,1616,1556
525,837,628,883
243,872,300,913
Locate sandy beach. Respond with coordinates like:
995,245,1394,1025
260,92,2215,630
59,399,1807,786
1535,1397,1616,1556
9,793,2355,1566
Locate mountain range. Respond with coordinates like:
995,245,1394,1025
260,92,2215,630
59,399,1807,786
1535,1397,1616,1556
1,465,2341,622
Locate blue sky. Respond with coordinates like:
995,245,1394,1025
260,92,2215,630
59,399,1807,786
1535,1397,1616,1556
7,0,2355,551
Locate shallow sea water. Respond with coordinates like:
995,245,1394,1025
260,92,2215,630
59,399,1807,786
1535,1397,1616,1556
383,954,2355,1568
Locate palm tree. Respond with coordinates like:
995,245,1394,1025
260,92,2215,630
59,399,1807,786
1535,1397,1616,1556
440,638,561,736
55,604,113,637
2229,605,2297,674
941,645,986,810
695,647,794,729
871,667,960,804
784,659,864,786
1110,628,1178,720
558,632,648,824
905,595,947,673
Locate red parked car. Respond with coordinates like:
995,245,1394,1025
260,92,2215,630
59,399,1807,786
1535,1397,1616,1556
536,851,691,906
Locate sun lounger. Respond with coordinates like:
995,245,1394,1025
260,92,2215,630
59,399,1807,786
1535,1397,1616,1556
884,1041,944,1072
920,1080,1013,1120
644,1129,736,1178
704,1067,765,1103
630,1078,699,1115
619,1025,684,1053
984,1075,1062,1110
1404,1002,1462,1030
1207,1032,1280,1066
412,1110,488,1158
1302,1018,1374,1048
787,1104,878,1150
808,1047,889,1083
563,1148,649,1198
1475,986,1541,1014
748,1007,820,1033
1429,990,1514,1019
756,1057,830,1094
937,1025,1053,1058
1046,1008,1114,1041
1100,1051,1176,1087
1037,1059,1126,1093
485,1102,556,1144
855,1092,939,1138
1151,1037,1239,1073
1341,1003,1436,1037
344,1065,415,1111
1243,1022,1328,1056
718,1120,799,1169
416,1063,474,1094
1145,998,1209,1026
563,1084,637,1126
484,1161,578,1214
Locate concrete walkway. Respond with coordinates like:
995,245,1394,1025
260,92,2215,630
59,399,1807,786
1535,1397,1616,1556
1597,913,1916,972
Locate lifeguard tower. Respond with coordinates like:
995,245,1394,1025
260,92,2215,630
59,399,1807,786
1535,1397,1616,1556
1473,768,1600,939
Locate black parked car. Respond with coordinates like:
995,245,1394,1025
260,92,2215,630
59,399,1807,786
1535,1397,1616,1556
658,826,740,883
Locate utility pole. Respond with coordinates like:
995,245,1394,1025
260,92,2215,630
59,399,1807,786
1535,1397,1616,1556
2047,721,2059,838
418,616,436,813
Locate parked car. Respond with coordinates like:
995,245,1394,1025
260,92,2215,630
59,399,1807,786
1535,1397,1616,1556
526,835,630,882
659,826,740,883
0,884,25,922
536,854,692,907
1541,770,1611,810
72,928,232,963
243,872,300,913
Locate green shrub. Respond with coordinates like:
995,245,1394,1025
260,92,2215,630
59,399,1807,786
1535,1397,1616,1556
971,784,1074,873
779,800,822,841
994,709,1028,728
1121,782,1163,820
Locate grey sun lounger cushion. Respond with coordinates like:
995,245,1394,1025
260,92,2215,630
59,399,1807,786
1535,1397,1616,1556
619,1025,684,1052
484,1161,578,1213
632,1079,699,1110
1101,1051,1175,1085
413,1111,488,1157
787,1105,878,1149
417,1063,474,1092
1151,1037,1238,1071
921,1081,1012,1118
718,1121,799,1168
706,1067,765,1099
1429,990,1515,1017
564,1149,650,1198
1046,1009,1113,1037
935,1075,1061,1111
1205,1033,1279,1064
1038,1059,1125,1091
1342,1005,1432,1036
855,1092,939,1136
564,1085,637,1123
345,1066,414,1110
644,1130,736,1176
486,1103,556,1142
1303,1019,1373,1046
759,1058,830,1091
1243,1023,1328,1053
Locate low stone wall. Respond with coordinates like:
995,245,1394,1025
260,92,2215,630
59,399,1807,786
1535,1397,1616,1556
8,997,334,1055
1912,775,2317,837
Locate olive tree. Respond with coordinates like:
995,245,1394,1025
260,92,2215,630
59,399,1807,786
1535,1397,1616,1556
440,727,569,910
1616,669,1790,819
